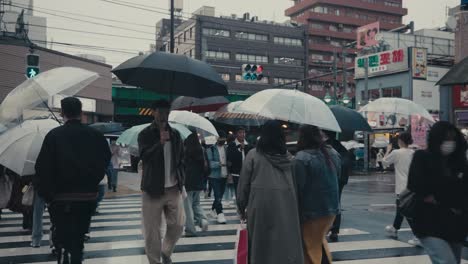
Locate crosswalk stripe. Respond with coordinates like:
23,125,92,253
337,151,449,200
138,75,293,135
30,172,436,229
1,195,466,264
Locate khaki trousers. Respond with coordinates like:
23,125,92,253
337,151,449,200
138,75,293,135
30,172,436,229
142,187,185,264
303,215,336,264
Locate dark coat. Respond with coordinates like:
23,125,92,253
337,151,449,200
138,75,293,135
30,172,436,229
237,149,304,264
407,150,468,243
34,120,111,202
226,141,251,175
138,122,185,197
326,139,350,186
184,149,205,192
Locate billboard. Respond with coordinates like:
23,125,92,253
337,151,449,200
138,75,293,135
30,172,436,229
411,48,428,79
357,22,380,49
355,48,409,79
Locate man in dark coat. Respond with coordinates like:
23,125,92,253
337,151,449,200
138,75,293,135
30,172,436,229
324,131,351,242
138,100,185,264
226,127,251,195
34,97,111,264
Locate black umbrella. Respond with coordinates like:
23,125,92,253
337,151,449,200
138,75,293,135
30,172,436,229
330,105,372,135
436,56,468,86
112,52,228,98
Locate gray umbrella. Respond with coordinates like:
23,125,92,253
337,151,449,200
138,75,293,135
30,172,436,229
112,52,228,98
330,105,372,141
436,56,468,86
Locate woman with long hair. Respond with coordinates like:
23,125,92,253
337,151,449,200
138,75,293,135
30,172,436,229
183,133,209,236
237,120,303,264
294,125,341,264
407,121,468,263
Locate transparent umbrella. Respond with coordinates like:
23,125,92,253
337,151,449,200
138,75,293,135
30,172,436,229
169,110,219,136
0,67,99,123
0,119,60,176
359,98,435,123
117,122,192,156
238,89,341,132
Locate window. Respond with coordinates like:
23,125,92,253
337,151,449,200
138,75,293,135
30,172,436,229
312,6,328,14
235,53,268,64
205,50,230,60
329,25,338,32
343,27,353,33
220,73,230,81
202,28,230,37
235,74,269,84
311,23,324,30
345,57,353,63
177,35,181,45
274,78,302,88
235,32,268,41
189,27,193,39
274,57,303,66
310,54,324,61
274,37,303,47
184,31,187,42
384,1,401,7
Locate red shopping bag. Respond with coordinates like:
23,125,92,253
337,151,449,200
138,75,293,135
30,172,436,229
234,225,248,264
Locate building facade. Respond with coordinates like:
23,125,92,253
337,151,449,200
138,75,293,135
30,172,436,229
0,37,113,123
157,7,308,96
285,0,407,99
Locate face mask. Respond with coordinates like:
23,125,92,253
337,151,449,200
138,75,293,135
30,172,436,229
440,141,456,156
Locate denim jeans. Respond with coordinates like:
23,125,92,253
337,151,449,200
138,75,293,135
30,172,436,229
183,191,207,235
31,192,46,246
419,236,463,264
210,178,226,214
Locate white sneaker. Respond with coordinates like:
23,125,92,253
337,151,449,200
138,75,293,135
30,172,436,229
408,237,421,247
217,213,227,224
200,219,209,232
385,225,398,237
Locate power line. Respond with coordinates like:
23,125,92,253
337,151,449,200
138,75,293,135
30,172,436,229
5,22,156,41
8,3,156,35
9,2,155,28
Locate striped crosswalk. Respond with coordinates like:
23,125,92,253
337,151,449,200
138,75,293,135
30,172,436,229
0,195,466,263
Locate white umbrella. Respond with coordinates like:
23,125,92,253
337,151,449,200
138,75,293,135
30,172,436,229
359,98,435,123
342,140,364,150
237,89,341,132
0,67,99,123
169,110,219,137
0,119,60,176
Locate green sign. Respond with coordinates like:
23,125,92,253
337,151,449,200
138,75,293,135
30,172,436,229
26,67,40,78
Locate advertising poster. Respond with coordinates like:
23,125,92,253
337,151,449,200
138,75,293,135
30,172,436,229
411,116,430,149
453,85,468,108
412,48,428,79
357,21,380,49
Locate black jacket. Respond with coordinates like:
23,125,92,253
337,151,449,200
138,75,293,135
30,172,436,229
407,150,468,242
326,139,350,186
184,151,205,192
34,120,111,202
138,122,185,197
226,141,251,175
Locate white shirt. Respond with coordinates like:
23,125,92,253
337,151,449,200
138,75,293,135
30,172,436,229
235,139,248,161
217,145,228,177
164,142,178,188
382,148,415,195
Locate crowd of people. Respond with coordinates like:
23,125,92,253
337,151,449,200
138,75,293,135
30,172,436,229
0,97,466,264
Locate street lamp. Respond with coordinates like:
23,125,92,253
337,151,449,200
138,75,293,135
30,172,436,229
342,94,350,105
324,92,332,104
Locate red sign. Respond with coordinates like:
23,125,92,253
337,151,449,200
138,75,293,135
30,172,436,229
453,85,468,108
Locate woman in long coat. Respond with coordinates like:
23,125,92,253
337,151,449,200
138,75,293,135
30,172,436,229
237,121,304,264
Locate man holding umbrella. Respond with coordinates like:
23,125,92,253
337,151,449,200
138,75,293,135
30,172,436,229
138,99,185,264
34,97,111,264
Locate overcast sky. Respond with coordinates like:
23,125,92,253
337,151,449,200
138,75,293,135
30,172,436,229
27,0,460,66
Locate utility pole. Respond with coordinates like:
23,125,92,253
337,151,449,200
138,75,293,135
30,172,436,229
170,0,175,53
342,47,347,99
333,49,337,103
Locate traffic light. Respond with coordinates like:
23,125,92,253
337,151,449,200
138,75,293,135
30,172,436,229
26,53,40,78
241,64,264,81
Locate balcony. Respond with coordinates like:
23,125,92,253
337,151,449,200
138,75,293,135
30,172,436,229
309,28,356,40
310,43,358,54
285,0,407,17
305,12,403,30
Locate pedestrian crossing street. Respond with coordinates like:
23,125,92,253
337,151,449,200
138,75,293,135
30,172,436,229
0,194,466,264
